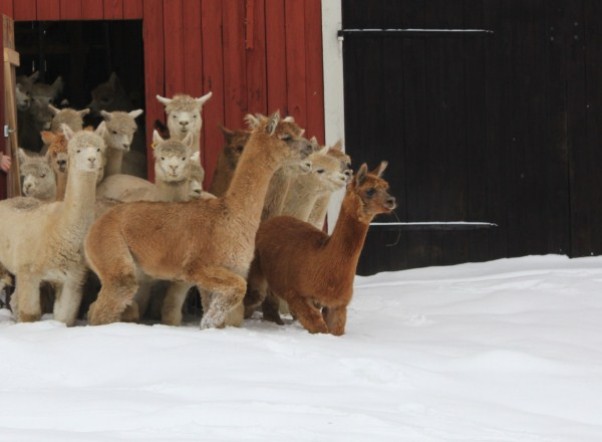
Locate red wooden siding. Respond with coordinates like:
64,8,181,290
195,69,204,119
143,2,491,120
0,0,325,191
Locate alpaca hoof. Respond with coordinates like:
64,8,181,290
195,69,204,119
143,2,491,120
200,313,225,329
121,303,140,323
17,311,42,323
87,301,119,326
161,312,183,327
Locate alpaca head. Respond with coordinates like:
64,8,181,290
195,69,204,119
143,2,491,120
16,83,31,111
156,92,212,140
61,124,105,175
220,125,250,169
30,75,63,105
42,131,69,174
89,72,132,113
152,130,194,182
99,109,143,151
305,145,349,192
188,151,205,199
49,105,90,132
29,98,54,130
351,162,396,220
244,111,309,164
327,140,352,180
18,148,56,200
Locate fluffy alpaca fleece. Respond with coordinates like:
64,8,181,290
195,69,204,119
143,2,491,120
246,162,396,335
18,148,57,202
96,109,145,178
0,125,105,325
208,125,250,197
84,111,307,328
49,104,90,133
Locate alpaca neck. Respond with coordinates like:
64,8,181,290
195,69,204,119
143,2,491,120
326,192,372,270
104,147,124,176
308,193,331,230
262,167,293,220
281,176,321,222
155,177,189,202
55,172,68,201
61,167,98,228
225,133,283,227
209,154,235,196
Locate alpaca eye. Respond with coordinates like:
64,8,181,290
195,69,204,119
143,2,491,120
366,188,376,198
236,146,244,153
181,157,186,161
111,130,118,135
97,148,101,152
161,157,165,161
77,149,81,153
193,115,197,119
316,169,325,174
281,134,292,141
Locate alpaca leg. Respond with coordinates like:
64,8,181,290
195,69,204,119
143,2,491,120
161,281,193,326
322,306,347,336
261,290,284,325
196,267,247,329
53,274,85,326
123,277,153,322
15,275,42,323
285,294,328,334
243,258,266,318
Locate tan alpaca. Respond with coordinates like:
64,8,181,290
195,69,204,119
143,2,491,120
96,131,196,203
18,148,57,202
49,104,90,133
42,131,69,200
208,125,250,197
247,162,396,334
84,111,306,328
0,125,105,325
96,109,145,178
307,141,353,229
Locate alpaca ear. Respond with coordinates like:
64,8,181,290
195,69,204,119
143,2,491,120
309,136,320,151
318,144,329,155
18,148,28,164
61,123,75,141
182,132,194,149
40,130,56,145
244,113,260,129
355,163,368,186
371,161,388,177
94,124,106,137
189,150,201,163
29,71,40,82
331,140,343,151
79,108,91,117
152,129,164,147
219,125,235,144
282,116,295,123
52,76,63,94
48,104,60,115
129,109,144,119
266,110,281,135
109,72,119,89
100,110,112,121
196,91,212,107
156,95,172,106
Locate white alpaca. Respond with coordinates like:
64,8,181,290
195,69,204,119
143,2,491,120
18,148,57,202
0,125,105,325
96,131,200,203
96,109,145,178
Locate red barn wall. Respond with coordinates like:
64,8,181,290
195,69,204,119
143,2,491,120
0,0,324,191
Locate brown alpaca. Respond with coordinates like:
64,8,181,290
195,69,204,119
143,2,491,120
208,125,250,197
42,131,69,201
247,162,396,335
84,111,307,328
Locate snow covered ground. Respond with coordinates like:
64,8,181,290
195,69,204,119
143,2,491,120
1,254,601,441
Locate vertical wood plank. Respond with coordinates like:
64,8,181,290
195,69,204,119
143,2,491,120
183,0,203,96
245,0,267,116
222,0,247,128
163,0,184,96
201,0,225,188
38,0,61,20
81,0,103,19
0,1,13,16
304,0,324,142
123,0,143,18
143,0,164,180
284,0,306,125
104,0,123,19
60,0,82,20
0,7,6,200
265,0,287,114
13,0,36,20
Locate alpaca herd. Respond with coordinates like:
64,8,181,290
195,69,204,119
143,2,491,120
0,72,395,336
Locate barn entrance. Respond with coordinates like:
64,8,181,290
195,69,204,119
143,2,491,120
342,0,602,275
14,20,146,168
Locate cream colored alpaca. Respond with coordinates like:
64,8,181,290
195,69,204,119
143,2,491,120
84,111,306,328
96,131,196,203
96,109,145,178
0,125,105,325
280,145,348,221
18,148,57,202
42,131,69,200
49,104,90,132
307,141,353,229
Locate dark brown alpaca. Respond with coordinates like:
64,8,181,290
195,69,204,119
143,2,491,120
246,162,396,335
208,125,250,196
